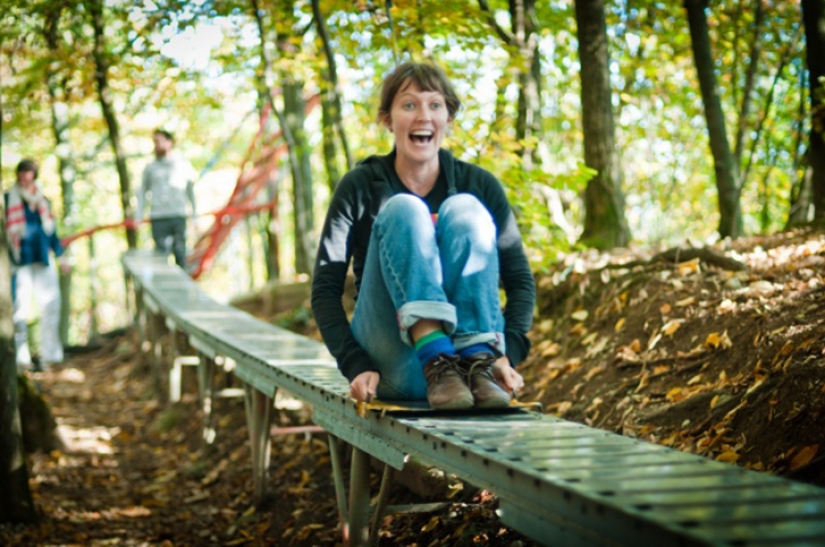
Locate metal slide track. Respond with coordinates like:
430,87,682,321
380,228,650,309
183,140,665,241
122,250,825,547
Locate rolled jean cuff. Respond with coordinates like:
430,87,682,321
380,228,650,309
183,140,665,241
397,301,457,346
454,332,506,357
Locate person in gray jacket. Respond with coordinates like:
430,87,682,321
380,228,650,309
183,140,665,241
136,129,197,269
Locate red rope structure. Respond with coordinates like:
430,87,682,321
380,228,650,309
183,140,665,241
61,94,321,280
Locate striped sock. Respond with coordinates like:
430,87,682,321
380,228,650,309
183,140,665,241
415,331,455,367
459,343,495,360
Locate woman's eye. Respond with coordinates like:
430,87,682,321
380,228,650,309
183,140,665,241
432,102,443,110
403,103,415,110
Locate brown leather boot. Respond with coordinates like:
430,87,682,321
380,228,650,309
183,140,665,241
423,354,474,410
464,353,512,408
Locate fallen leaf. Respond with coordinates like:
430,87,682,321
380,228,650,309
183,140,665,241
705,331,733,350
660,302,672,314
615,317,626,332
716,451,740,463
581,332,598,346
677,258,701,275
662,320,683,337
675,296,696,307
789,445,819,471
571,310,589,322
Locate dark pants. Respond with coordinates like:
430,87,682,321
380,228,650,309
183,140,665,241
151,216,187,269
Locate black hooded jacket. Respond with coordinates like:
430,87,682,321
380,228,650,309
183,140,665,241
311,148,536,381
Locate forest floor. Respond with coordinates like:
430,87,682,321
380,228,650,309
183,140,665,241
2,226,825,546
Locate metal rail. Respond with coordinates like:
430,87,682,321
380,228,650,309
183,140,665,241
122,250,825,547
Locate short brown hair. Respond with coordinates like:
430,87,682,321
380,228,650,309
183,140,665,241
154,129,174,143
16,159,38,179
378,62,461,124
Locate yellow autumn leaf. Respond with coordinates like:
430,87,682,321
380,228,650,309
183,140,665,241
660,302,672,314
635,373,649,392
687,374,703,385
677,258,701,276
662,320,682,337
676,296,696,307
629,339,642,352
653,365,670,375
666,387,682,401
421,516,441,532
582,332,598,346
789,445,819,471
716,451,740,463
705,330,733,350
615,317,626,332
709,394,720,409
571,310,588,322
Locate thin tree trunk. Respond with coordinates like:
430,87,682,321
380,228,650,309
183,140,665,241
44,8,76,347
575,0,630,248
733,0,764,168
787,72,811,228
0,150,37,522
251,0,281,281
252,0,314,276
684,0,742,239
801,0,825,221
511,0,541,169
282,80,314,276
311,0,353,173
89,0,136,249
320,95,341,191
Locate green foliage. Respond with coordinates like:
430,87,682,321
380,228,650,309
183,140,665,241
0,0,814,341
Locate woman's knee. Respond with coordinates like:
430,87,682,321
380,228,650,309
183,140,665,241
374,194,433,236
438,195,495,242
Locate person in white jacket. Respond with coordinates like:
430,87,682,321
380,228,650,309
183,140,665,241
5,159,71,370
135,129,197,269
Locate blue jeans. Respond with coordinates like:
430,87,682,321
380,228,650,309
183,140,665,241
351,194,505,400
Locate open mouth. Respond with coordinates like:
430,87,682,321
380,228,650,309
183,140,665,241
410,130,434,144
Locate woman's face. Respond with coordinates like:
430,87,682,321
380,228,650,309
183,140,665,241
384,81,452,167
16,169,35,190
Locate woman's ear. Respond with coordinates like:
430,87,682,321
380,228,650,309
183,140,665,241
380,112,393,132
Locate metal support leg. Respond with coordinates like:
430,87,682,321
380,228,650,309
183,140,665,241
168,328,181,403
328,435,349,539
369,464,393,546
198,351,216,444
148,311,166,403
244,383,273,504
348,447,372,547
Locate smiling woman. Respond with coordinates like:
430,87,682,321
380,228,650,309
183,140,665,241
311,61,536,412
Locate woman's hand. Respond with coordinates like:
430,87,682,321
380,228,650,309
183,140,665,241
350,371,380,403
492,356,524,394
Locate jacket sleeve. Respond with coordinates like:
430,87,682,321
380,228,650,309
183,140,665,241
186,161,197,221
478,169,536,366
135,167,149,222
311,173,378,382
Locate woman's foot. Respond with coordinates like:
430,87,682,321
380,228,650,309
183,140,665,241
423,354,474,409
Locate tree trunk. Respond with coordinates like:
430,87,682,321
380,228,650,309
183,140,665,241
282,79,315,276
575,0,630,248
320,94,342,191
251,0,314,277
250,0,282,282
801,0,825,221
684,0,742,239
312,0,354,175
89,0,137,249
511,0,541,169
0,164,37,523
44,8,77,347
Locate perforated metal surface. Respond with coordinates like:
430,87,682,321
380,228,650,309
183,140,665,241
123,250,825,547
